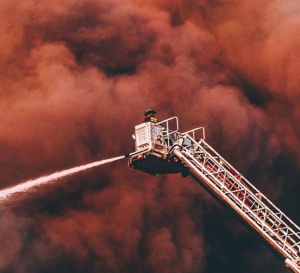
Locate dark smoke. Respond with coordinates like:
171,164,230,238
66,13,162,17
0,0,299,272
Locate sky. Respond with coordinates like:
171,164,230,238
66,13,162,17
0,0,300,272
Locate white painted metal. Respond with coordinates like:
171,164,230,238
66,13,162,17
129,117,300,272
172,129,300,273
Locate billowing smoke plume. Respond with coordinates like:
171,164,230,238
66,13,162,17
0,0,299,272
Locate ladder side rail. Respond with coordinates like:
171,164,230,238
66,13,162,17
175,148,300,263
185,142,300,253
175,148,299,264
184,147,296,239
198,139,265,197
182,134,300,236
197,139,300,237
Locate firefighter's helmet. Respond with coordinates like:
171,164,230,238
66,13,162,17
145,109,156,116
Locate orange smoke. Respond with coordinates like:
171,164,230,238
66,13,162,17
0,0,299,273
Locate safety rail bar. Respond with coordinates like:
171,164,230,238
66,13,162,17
157,116,179,133
155,116,179,149
182,127,205,141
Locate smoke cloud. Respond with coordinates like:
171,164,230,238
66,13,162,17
0,0,299,272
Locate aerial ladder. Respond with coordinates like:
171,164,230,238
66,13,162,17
128,116,300,273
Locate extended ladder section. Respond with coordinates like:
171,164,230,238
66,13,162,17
128,117,300,272
173,132,300,273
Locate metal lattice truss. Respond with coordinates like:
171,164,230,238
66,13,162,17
172,132,300,273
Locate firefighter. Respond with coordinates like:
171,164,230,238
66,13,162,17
144,109,158,123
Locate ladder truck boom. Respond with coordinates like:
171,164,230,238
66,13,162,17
128,117,300,273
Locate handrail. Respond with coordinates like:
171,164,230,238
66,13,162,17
157,116,179,132
183,127,205,141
